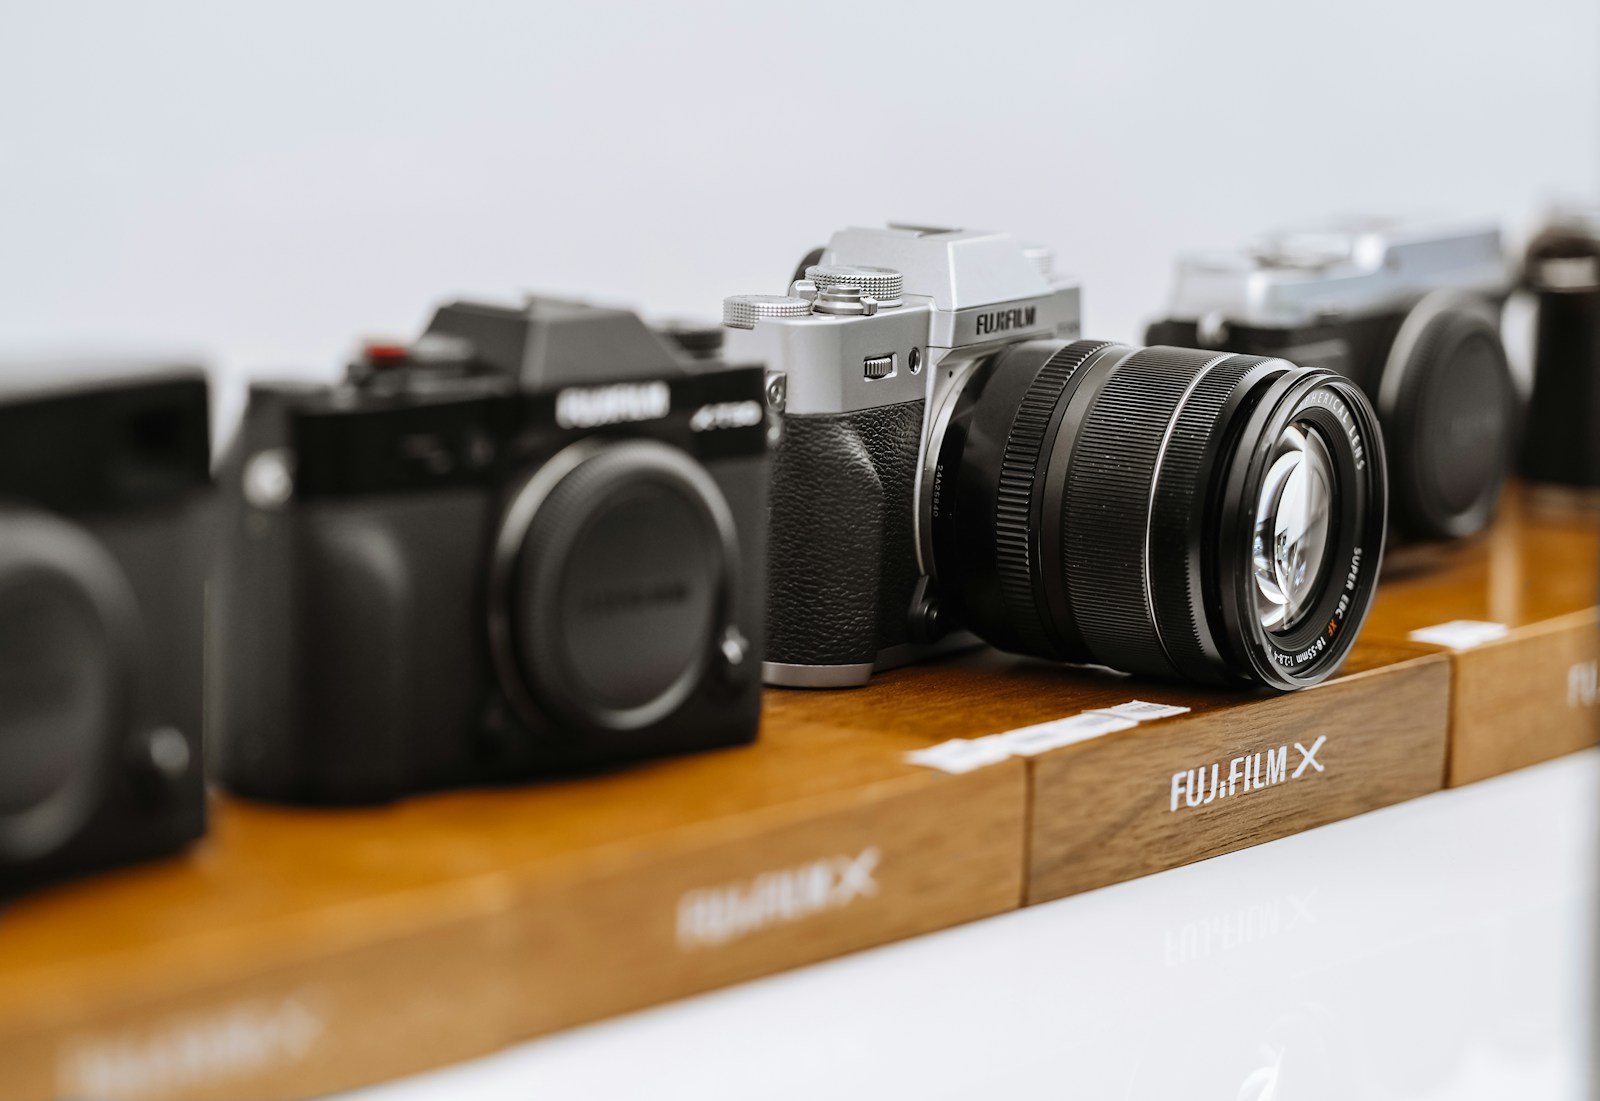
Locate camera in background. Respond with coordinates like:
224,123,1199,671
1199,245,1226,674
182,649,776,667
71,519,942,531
0,365,211,893
1147,220,1520,543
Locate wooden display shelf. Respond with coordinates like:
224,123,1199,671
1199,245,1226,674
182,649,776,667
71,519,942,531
3,537,1522,1100
770,642,1451,907
1361,483,1600,786
0,713,1025,1101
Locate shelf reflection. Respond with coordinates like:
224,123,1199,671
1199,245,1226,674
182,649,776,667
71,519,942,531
354,752,1599,1101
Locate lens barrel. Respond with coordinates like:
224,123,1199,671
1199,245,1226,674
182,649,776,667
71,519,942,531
929,340,1388,690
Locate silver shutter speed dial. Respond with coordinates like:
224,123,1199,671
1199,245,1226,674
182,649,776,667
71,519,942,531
804,265,905,307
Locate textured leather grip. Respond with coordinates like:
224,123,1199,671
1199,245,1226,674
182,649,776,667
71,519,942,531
765,401,925,667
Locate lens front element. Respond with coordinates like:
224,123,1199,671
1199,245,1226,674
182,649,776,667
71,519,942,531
1252,423,1335,634
929,340,1387,690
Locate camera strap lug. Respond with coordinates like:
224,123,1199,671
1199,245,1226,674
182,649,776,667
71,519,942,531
907,576,950,644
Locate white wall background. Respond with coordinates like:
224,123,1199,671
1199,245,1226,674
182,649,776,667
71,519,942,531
2,0,1596,424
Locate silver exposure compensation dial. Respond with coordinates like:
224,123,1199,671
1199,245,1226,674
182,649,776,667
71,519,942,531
723,294,814,330
803,264,905,307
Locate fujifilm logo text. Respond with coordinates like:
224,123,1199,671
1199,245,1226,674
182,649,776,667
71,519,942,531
59,995,322,1100
676,847,880,950
1169,737,1326,812
555,381,670,429
974,305,1037,335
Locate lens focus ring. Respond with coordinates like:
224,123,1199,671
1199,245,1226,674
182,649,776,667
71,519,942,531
992,341,1115,656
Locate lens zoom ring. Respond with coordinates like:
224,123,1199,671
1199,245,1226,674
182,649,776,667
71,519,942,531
993,341,1115,655
1147,355,1268,679
1063,349,1213,677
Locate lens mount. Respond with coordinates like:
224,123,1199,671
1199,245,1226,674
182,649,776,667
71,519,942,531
488,439,739,734
928,340,1387,690
0,507,139,862
1379,291,1516,541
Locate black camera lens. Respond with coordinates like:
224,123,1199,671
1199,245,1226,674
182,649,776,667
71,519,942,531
489,440,740,732
928,340,1388,689
0,509,138,861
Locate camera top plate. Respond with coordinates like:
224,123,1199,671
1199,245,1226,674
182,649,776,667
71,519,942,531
1162,220,1509,329
724,226,1081,416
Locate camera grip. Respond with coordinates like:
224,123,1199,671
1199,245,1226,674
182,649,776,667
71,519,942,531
765,401,924,669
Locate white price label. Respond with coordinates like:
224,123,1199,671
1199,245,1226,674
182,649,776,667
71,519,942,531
1409,620,1509,650
905,700,1186,772
904,738,1011,775
992,713,1138,757
1087,700,1194,722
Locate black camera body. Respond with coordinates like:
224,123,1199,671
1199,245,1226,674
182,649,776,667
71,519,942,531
0,365,210,891
1148,221,1518,542
1521,207,1600,490
214,299,769,805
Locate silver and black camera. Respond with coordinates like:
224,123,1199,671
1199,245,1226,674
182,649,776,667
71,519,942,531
0,364,211,891
213,298,769,804
1148,220,1519,541
727,225,1388,692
